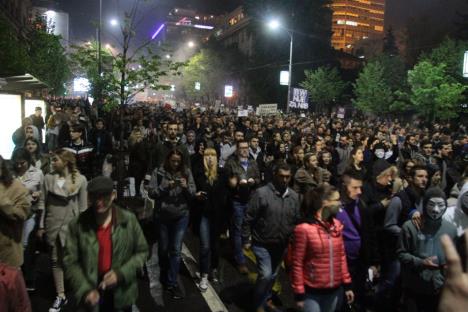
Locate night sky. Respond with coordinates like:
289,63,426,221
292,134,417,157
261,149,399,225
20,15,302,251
53,0,466,43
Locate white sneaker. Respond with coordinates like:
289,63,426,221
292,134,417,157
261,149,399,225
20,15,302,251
49,296,67,312
199,274,209,292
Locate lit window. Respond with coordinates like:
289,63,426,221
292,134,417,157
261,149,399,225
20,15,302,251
346,20,358,26
337,20,345,25
374,25,383,31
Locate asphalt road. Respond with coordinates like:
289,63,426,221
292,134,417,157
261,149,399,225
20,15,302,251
29,225,297,312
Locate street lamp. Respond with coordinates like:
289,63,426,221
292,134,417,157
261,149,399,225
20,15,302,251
165,54,171,59
110,18,119,27
267,18,294,113
187,41,195,48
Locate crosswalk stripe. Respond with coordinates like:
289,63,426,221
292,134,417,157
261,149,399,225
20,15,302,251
181,243,229,312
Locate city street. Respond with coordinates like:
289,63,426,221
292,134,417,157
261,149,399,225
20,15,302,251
30,226,296,312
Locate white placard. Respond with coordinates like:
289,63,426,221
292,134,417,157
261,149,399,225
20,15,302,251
237,109,249,117
256,104,278,115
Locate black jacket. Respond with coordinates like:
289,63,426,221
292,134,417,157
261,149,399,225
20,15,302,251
339,197,380,266
242,183,301,246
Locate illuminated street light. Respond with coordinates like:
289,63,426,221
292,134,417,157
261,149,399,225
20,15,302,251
267,19,280,30
105,44,112,49
188,41,195,48
165,54,171,59
266,18,293,113
110,19,118,26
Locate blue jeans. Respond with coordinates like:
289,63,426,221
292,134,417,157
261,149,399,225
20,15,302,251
231,201,247,265
252,244,285,310
159,215,189,287
199,214,220,275
304,287,342,312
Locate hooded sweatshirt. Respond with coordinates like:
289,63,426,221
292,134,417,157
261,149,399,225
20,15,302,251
443,182,468,236
398,188,457,294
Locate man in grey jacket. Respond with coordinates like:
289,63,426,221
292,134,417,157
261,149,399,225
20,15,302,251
398,187,457,312
242,163,300,312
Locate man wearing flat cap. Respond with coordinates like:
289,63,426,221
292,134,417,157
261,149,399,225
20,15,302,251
64,176,148,312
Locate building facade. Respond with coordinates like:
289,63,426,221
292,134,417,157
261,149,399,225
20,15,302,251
213,6,253,58
31,7,69,47
330,0,385,54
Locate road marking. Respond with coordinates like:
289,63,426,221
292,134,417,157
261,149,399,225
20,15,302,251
181,243,229,312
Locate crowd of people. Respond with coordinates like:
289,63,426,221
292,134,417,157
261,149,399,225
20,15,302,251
1,99,468,312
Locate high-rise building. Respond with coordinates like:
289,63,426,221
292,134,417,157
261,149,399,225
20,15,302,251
164,7,219,55
213,6,253,58
330,0,385,54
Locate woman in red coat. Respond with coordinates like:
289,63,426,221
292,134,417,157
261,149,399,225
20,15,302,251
291,184,354,312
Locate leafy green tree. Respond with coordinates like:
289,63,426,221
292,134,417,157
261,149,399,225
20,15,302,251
406,61,467,121
419,38,468,82
299,66,347,113
180,49,227,104
352,60,395,114
0,16,69,94
28,17,70,95
0,16,29,75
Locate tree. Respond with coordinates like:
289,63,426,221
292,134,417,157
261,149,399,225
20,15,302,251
0,16,70,94
419,38,468,82
352,60,395,114
406,61,467,121
383,26,399,56
0,16,29,75
180,49,227,104
28,17,70,95
69,1,183,111
299,66,347,113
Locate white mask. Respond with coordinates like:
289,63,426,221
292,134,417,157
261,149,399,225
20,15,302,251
375,149,385,159
426,197,446,220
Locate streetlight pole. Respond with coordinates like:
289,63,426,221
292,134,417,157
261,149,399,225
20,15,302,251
98,0,102,83
286,31,293,114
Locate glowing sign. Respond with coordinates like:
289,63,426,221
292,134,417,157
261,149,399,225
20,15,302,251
280,71,289,86
73,77,90,92
224,85,233,98
195,82,201,90
0,94,22,158
194,24,214,30
151,24,165,40
464,51,468,78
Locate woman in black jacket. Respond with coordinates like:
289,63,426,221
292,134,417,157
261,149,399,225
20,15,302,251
192,147,228,292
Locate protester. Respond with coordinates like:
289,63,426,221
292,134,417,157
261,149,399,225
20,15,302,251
291,184,354,312
336,171,379,311
243,163,300,311
0,155,32,312
63,176,148,312
148,149,196,299
192,148,228,291
11,148,44,291
224,140,260,274
38,149,88,312
24,137,50,174
398,188,457,312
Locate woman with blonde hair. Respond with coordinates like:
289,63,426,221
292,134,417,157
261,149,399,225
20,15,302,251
38,148,87,312
192,147,228,292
